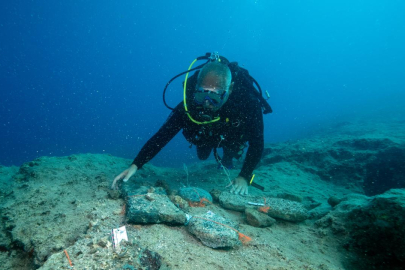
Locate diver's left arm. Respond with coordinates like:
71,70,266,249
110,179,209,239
231,102,264,195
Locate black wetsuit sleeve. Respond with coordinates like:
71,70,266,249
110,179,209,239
239,102,264,180
132,103,184,169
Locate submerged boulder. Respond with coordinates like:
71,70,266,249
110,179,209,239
187,211,241,249
219,192,309,222
126,192,186,225
261,136,405,195
218,192,247,212
315,189,405,269
347,189,405,269
363,147,405,196
178,187,213,204
245,208,276,227
264,198,309,222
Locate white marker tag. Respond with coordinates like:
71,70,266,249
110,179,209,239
111,226,128,249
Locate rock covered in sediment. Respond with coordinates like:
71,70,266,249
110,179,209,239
178,187,213,203
327,196,343,207
219,192,309,222
187,211,241,249
314,193,370,234
276,192,303,202
346,189,405,268
218,192,247,211
123,185,167,198
0,154,127,266
245,208,276,227
363,147,405,196
261,132,405,196
308,203,332,220
126,192,186,225
315,189,405,269
265,198,309,222
40,226,163,270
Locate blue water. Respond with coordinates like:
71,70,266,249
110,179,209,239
1,0,404,167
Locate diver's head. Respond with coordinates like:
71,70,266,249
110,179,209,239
194,62,233,111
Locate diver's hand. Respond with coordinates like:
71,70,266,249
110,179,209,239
230,176,249,195
111,164,138,190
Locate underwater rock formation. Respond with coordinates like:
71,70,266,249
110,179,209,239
245,208,276,227
126,192,186,225
178,187,213,204
219,192,309,222
363,147,405,196
315,189,405,269
1,155,122,266
187,211,241,249
261,137,405,195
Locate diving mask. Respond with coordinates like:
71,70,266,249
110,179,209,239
194,87,228,108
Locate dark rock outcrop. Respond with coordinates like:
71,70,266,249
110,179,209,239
347,189,405,269
315,189,405,270
262,136,405,195
126,192,186,225
363,147,405,196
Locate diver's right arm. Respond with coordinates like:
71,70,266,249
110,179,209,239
111,164,138,189
111,103,184,189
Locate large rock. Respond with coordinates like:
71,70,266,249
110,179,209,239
219,192,309,222
1,154,127,266
126,192,186,225
265,198,309,222
245,208,276,227
40,227,162,270
308,203,332,220
178,187,213,204
316,189,405,270
187,211,241,249
363,147,405,196
347,189,405,269
261,135,405,195
218,192,247,212
315,194,370,234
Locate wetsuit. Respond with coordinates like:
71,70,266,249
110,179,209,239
132,71,264,180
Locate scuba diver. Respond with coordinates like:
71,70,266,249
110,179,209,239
111,52,272,195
